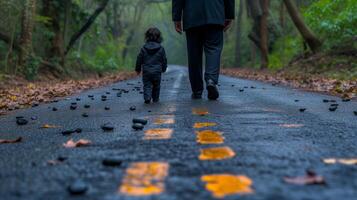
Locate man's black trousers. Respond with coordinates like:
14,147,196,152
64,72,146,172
185,25,224,95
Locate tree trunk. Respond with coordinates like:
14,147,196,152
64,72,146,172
259,0,269,69
19,0,36,67
65,0,109,55
283,0,322,52
42,0,65,62
234,0,244,68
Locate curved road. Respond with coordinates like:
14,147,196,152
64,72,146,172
0,66,356,200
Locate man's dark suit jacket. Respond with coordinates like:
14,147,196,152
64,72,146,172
172,0,235,30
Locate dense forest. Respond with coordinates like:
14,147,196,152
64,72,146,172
0,0,356,81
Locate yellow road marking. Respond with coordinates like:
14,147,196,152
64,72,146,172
323,158,357,165
154,118,175,125
144,128,173,140
119,162,169,196
193,122,217,129
192,108,209,116
196,130,224,144
201,174,253,198
199,147,235,160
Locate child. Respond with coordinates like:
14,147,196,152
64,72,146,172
135,27,167,104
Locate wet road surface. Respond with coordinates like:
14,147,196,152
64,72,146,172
0,66,356,200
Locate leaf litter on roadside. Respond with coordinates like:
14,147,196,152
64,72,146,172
63,139,91,148
283,170,326,185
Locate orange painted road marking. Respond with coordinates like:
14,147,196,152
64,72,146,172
154,118,175,125
196,130,224,144
144,129,173,140
192,108,209,116
323,158,357,165
119,162,169,196
193,122,217,129
199,147,235,160
201,174,253,198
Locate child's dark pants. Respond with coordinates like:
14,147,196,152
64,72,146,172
143,73,161,102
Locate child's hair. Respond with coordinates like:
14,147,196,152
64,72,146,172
145,27,163,43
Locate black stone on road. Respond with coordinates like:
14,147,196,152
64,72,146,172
0,66,356,200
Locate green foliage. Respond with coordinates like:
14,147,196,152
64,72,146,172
24,55,41,80
304,0,357,47
78,38,131,72
268,36,302,69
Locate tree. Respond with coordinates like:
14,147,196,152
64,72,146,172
283,0,322,53
246,0,269,69
260,0,269,69
65,0,110,55
234,0,244,67
19,0,37,67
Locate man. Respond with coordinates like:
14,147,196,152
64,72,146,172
172,0,235,100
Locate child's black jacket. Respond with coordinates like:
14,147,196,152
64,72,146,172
135,42,167,75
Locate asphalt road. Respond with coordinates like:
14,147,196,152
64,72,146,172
0,66,356,200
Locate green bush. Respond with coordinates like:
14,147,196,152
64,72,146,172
78,39,132,72
24,56,41,80
304,0,357,48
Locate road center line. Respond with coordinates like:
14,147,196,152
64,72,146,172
201,174,254,198
199,146,236,160
196,130,224,144
119,162,169,196
144,128,173,140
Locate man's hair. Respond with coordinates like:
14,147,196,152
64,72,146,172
145,27,163,43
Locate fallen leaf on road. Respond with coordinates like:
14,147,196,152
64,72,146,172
63,139,91,148
284,170,325,185
0,137,22,144
323,158,357,165
41,124,61,129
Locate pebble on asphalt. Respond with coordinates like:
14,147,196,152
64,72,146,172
102,158,123,167
70,105,77,110
101,123,114,131
132,118,148,125
130,106,136,111
62,130,76,136
329,107,338,112
82,113,89,118
132,123,144,131
354,111,357,116
299,108,306,112
52,107,58,111
105,106,110,111
68,180,88,195
84,104,90,108
16,118,28,125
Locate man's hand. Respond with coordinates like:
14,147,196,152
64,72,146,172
224,19,233,32
175,21,183,34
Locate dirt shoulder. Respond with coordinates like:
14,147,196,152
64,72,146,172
0,72,137,115
222,53,356,100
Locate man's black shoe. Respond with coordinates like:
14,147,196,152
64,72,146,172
144,100,151,104
191,93,202,99
206,79,219,100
